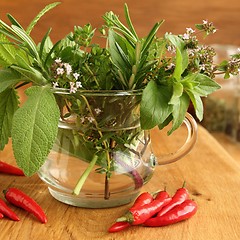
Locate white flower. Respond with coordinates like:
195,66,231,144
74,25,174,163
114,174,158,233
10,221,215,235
52,82,59,88
76,81,82,88
56,67,64,75
73,72,80,80
186,28,195,34
182,33,190,40
203,20,208,24
55,58,62,64
87,116,95,123
94,108,102,115
69,82,77,93
64,63,72,75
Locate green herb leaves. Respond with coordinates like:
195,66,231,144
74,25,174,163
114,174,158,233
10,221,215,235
11,86,60,176
140,81,172,129
0,89,19,150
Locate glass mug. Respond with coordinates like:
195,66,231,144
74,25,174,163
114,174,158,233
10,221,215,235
38,89,197,208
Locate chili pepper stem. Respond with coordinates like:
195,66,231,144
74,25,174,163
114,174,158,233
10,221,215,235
73,154,98,195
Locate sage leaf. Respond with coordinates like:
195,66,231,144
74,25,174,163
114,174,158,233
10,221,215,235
12,86,60,176
0,88,19,150
140,80,172,129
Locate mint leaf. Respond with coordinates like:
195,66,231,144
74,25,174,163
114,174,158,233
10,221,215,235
168,92,190,135
165,34,188,80
140,80,172,129
187,90,204,121
193,73,221,96
0,88,19,150
12,86,60,176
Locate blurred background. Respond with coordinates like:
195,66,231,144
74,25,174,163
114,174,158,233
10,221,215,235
0,0,240,156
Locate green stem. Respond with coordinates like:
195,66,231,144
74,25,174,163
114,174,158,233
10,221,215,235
72,154,98,195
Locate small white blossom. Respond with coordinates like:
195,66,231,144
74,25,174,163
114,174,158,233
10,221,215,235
52,82,59,88
76,81,82,88
186,28,195,34
203,20,208,24
55,58,62,64
199,64,206,71
69,82,77,93
182,33,190,40
56,67,64,75
73,72,80,80
94,108,102,115
87,116,95,123
237,48,240,52
64,63,72,75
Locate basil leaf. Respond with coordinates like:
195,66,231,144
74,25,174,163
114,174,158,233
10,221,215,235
140,80,172,129
168,92,190,135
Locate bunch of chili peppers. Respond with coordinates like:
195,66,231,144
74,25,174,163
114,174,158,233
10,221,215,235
108,183,197,233
0,161,47,223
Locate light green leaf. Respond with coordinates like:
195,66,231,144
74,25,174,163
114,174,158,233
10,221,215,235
0,34,17,66
26,2,61,35
10,65,47,85
0,88,19,150
140,80,172,129
169,81,183,104
0,69,23,93
165,34,188,80
187,90,204,121
193,73,221,96
12,86,60,176
11,25,39,58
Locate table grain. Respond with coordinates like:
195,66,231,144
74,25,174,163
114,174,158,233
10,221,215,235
1,126,240,239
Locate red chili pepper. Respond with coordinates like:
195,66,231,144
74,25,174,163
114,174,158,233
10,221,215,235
130,191,155,210
108,221,131,233
0,161,24,176
117,195,171,225
3,188,47,223
0,198,20,221
144,199,197,227
157,183,189,217
155,190,171,201
0,213,4,219
108,191,155,233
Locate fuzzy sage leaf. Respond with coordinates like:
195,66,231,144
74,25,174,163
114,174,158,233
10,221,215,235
12,86,60,176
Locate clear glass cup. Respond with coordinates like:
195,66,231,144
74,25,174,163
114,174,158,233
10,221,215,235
38,89,197,208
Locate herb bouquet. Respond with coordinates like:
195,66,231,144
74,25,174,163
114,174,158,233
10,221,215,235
0,2,239,207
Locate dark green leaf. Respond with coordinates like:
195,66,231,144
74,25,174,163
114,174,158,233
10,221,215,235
140,80,172,129
0,88,19,150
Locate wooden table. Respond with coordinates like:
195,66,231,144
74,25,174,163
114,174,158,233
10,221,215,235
1,125,240,239
1,0,240,239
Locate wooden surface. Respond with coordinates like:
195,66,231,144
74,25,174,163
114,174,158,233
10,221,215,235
1,126,240,239
1,0,240,239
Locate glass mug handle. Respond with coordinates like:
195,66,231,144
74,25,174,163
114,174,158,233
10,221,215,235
156,112,198,165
